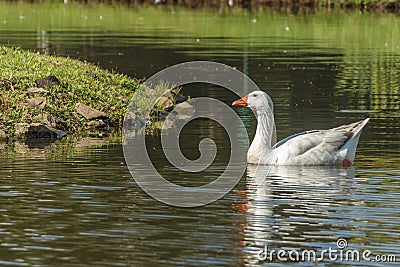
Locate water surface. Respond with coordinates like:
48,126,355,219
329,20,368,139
0,3,399,266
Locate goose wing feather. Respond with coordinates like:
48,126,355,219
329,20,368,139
273,119,367,165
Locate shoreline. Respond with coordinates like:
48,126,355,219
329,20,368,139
45,0,400,13
0,46,186,143
3,0,400,13
0,46,137,141
152,0,400,12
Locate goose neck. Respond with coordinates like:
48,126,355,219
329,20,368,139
254,110,275,149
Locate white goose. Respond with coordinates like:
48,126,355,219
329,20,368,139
232,90,369,166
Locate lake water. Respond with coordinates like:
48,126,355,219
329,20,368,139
1,2,400,266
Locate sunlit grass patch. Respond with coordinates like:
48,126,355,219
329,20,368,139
0,46,140,135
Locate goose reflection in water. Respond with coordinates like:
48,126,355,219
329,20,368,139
232,164,365,265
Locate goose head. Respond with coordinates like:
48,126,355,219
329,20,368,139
232,90,273,112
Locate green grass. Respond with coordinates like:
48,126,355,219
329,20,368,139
0,46,139,135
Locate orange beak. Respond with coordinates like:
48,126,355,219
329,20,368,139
232,95,248,107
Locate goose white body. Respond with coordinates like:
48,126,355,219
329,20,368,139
233,91,369,166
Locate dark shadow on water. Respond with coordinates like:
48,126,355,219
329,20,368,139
27,138,58,149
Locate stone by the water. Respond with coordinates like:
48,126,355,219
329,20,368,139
158,110,170,121
34,75,61,88
172,101,194,121
26,87,49,95
14,122,66,139
0,129,6,140
27,123,67,139
33,113,64,129
156,96,174,111
27,97,46,110
87,119,108,130
14,123,30,139
75,103,108,120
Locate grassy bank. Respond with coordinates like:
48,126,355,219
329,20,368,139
0,46,139,137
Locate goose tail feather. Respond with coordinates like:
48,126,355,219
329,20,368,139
339,118,369,162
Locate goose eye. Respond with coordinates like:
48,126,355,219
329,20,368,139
252,94,258,97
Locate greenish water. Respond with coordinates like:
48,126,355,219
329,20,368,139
1,2,400,266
